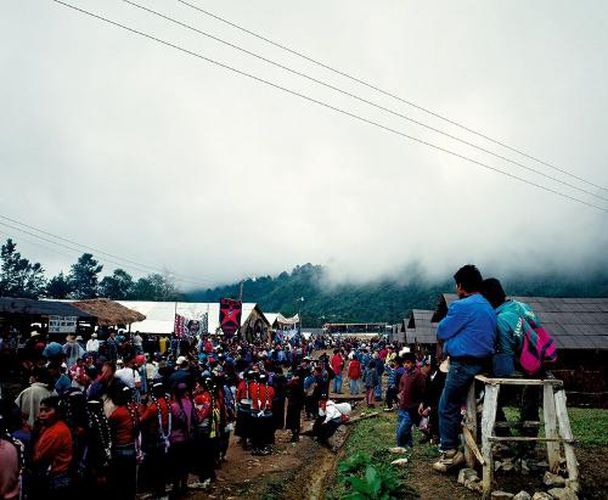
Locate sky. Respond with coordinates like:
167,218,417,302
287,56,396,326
1,0,608,290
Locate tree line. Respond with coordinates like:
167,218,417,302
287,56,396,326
189,262,608,327
0,238,181,301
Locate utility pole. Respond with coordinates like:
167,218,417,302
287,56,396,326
239,280,244,302
298,296,304,334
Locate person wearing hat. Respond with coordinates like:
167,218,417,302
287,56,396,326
86,333,100,353
249,372,275,456
107,386,140,500
191,375,222,488
139,382,171,497
395,353,427,450
168,355,193,391
63,335,86,369
234,370,254,450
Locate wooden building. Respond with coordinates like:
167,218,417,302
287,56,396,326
0,297,95,337
432,294,608,399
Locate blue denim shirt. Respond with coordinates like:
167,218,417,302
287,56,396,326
437,293,496,358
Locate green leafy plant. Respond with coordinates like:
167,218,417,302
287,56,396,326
338,451,372,475
343,464,401,499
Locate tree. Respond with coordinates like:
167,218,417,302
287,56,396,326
47,272,73,299
0,238,46,298
99,268,134,299
131,273,181,301
69,253,103,299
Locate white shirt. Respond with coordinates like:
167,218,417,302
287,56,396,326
86,339,99,352
115,367,141,389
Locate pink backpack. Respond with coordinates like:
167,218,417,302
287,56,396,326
519,319,557,375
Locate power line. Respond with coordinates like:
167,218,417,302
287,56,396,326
177,0,608,194
123,0,608,205
0,216,215,287
51,0,608,214
0,213,219,286
0,229,81,263
0,219,151,275
0,213,164,277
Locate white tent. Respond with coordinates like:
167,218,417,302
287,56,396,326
263,312,280,327
117,300,258,335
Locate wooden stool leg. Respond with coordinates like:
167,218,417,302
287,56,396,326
464,382,477,468
481,384,499,499
554,389,580,492
543,383,560,473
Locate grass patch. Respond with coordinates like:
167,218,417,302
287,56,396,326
328,412,419,499
567,408,608,447
503,406,608,447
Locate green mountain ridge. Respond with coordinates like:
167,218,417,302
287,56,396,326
185,263,608,327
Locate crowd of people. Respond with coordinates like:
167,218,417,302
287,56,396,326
2,326,419,500
0,328,341,499
0,263,551,498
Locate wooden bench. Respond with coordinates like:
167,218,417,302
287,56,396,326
463,374,579,499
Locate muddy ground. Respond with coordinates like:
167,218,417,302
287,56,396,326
188,423,338,500
182,419,608,500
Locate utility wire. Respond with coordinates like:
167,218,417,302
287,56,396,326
0,229,82,263
51,0,608,214
0,213,164,277
0,219,152,275
125,0,608,204
0,216,215,287
178,0,608,194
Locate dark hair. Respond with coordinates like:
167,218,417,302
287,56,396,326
40,396,61,410
453,264,483,293
481,278,507,309
402,353,416,364
32,367,51,386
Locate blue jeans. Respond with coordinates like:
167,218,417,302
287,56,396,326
333,374,343,393
438,359,484,451
396,409,414,447
349,379,360,395
374,378,383,400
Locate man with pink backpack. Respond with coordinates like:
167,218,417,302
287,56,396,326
481,278,557,437
480,278,556,378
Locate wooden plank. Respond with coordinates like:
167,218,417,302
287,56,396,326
462,425,485,465
494,421,541,428
543,383,561,473
474,375,563,386
554,389,580,492
464,382,477,467
488,436,574,443
481,383,499,499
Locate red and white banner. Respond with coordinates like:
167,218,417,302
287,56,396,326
174,314,187,338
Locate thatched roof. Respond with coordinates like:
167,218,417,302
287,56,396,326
70,298,146,326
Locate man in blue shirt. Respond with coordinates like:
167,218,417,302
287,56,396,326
433,265,496,473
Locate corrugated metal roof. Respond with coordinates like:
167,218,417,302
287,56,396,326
404,309,438,345
432,293,608,350
0,297,94,318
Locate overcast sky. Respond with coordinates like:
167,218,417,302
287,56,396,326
1,0,607,290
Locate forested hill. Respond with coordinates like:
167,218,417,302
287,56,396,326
185,263,608,327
